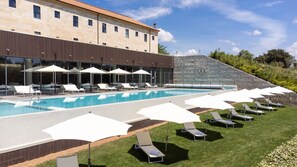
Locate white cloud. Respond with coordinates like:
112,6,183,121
293,18,297,24
232,47,241,53
260,1,283,7
218,40,237,46
206,1,286,50
174,49,198,56
123,7,172,21
158,28,176,42
244,29,262,36
287,42,297,58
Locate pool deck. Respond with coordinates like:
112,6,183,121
0,88,228,154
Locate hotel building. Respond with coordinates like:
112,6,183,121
0,0,173,95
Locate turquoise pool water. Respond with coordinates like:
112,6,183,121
0,89,217,117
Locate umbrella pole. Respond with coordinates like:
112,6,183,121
88,142,91,167
165,122,169,152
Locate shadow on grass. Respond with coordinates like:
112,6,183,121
128,142,189,165
79,165,106,167
175,129,223,142
204,117,244,128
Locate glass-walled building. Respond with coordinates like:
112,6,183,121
0,31,173,96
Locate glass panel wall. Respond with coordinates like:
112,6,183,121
0,55,173,96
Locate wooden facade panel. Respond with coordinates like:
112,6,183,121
0,30,173,68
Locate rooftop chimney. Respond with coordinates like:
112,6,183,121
153,23,157,28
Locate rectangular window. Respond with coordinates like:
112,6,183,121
54,11,60,18
73,38,78,41
114,26,118,32
88,19,93,26
73,16,78,27
126,47,129,49
33,5,41,19
144,34,147,42
102,43,107,46
9,0,16,8
135,31,138,37
152,36,155,41
125,29,129,38
34,31,41,35
102,23,107,33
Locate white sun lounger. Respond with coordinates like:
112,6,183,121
264,98,284,107
14,85,41,96
242,104,264,115
210,112,236,128
97,83,116,91
229,108,253,121
182,122,207,140
135,131,165,163
145,83,158,88
62,84,85,93
122,83,138,90
254,101,276,111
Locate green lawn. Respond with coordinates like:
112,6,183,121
37,104,297,167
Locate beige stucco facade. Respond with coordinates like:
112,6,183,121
0,0,158,53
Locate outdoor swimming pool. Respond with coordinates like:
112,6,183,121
0,89,218,117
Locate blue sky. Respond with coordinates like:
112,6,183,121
81,0,297,58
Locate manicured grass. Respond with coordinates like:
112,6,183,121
37,104,297,167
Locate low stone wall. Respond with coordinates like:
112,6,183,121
174,55,275,89
173,55,297,106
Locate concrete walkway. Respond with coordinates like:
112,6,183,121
0,89,227,154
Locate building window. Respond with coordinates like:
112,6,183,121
73,16,78,27
144,50,147,52
73,38,78,41
144,34,147,42
102,23,107,33
33,5,41,19
125,29,129,38
88,19,93,26
114,26,118,32
54,11,60,18
135,31,138,37
9,0,16,8
34,31,41,35
126,47,129,49
152,36,155,41
102,43,107,46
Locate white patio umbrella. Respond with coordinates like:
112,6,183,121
137,102,201,151
236,89,264,99
214,91,253,103
36,65,69,93
43,113,131,167
250,88,275,96
132,69,151,83
21,66,44,86
108,68,131,83
65,67,81,84
185,95,234,110
273,86,294,93
21,66,43,72
81,67,107,85
261,87,284,95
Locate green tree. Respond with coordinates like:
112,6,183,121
254,49,294,68
158,44,169,55
238,50,254,60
